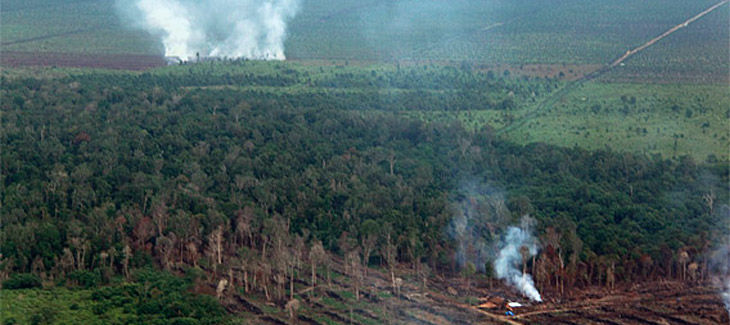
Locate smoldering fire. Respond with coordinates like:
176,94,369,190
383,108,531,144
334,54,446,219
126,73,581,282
494,218,542,302
116,0,300,60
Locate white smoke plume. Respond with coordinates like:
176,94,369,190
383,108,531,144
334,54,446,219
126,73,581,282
447,183,542,301
494,217,542,302
116,0,300,60
710,204,730,314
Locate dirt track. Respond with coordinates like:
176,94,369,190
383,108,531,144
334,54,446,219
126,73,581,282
610,0,730,67
497,0,730,137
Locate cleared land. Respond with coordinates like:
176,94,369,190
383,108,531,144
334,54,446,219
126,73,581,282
0,51,165,70
605,3,730,83
2,260,727,325
2,0,727,82
499,82,730,161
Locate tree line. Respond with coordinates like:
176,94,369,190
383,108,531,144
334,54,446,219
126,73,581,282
1,64,727,303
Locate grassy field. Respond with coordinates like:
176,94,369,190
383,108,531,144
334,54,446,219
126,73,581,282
287,0,723,64
501,81,730,161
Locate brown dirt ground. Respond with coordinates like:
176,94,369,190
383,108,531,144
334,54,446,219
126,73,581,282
463,280,729,325
0,51,165,70
214,256,729,325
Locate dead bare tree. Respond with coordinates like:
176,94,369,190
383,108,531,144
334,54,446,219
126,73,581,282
285,299,301,325
155,234,176,270
543,227,564,295
260,262,272,301
216,278,228,299
308,239,325,293
69,236,89,271
381,231,398,294
417,261,430,293
235,207,254,247
122,244,132,280
346,249,363,300
291,234,306,300
703,191,715,215
678,249,690,282
209,225,225,266
151,198,168,237
520,245,530,278
359,220,378,275
607,261,615,291
60,248,75,276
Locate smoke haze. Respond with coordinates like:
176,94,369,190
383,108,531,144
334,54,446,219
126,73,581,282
447,183,510,272
447,183,542,301
116,0,300,60
494,217,542,302
710,204,730,313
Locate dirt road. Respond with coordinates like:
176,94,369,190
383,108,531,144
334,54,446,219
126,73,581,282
497,0,729,136
610,0,730,67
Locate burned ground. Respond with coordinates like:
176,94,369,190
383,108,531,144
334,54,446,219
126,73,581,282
0,51,165,70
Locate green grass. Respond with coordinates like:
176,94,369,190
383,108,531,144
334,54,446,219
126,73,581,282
321,296,349,311
501,82,729,160
312,315,341,325
0,288,132,325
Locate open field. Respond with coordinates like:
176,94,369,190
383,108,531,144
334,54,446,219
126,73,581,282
604,3,730,84
2,0,727,82
1,0,158,55
0,51,165,70
501,81,730,161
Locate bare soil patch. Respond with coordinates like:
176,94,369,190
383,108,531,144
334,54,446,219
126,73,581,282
1,51,165,70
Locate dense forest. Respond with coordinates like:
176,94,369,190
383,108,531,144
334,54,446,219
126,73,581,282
1,64,727,323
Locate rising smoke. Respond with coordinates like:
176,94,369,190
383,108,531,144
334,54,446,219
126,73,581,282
447,183,542,301
447,183,510,272
494,217,542,302
116,0,300,60
710,204,730,313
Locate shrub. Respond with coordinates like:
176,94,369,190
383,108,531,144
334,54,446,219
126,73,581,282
169,318,200,325
29,307,57,325
2,273,41,289
67,270,101,288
